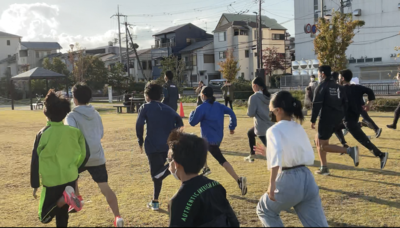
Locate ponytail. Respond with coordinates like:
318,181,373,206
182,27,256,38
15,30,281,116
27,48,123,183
271,91,304,124
292,98,304,123
209,96,216,104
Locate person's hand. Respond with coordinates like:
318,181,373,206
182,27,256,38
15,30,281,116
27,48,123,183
254,144,266,157
230,130,235,135
363,105,370,112
33,188,38,199
311,123,316,129
267,183,276,201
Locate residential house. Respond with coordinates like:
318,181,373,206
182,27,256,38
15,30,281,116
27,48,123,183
180,39,219,86
213,13,287,83
18,42,62,72
0,31,22,78
151,23,213,79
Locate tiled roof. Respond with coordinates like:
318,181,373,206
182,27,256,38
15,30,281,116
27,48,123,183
180,40,213,53
222,13,287,30
0,31,22,38
21,42,62,50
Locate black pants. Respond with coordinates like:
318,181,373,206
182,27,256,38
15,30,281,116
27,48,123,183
360,110,379,131
147,152,170,200
392,103,400,126
39,180,77,227
344,119,383,158
209,145,228,165
225,98,233,110
334,122,347,146
248,127,267,155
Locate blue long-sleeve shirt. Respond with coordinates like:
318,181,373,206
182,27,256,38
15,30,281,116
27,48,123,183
189,100,237,145
136,101,184,154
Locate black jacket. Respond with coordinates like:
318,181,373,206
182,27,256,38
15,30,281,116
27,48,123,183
162,81,179,111
343,84,375,121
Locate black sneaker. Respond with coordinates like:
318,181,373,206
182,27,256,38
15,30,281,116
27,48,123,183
375,128,382,139
380,153,389,170
387,124,397,130
202,167,211,176
238,177,247,196
348,146,360,167
315,167,330,176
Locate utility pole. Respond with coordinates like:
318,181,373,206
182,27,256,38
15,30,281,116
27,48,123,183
340,0,344,14
258,0,262,70
124,19,131,78
320,0,325,18
126,27,148,81
111,5,125,64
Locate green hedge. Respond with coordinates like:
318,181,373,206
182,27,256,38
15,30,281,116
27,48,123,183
373,98,400,112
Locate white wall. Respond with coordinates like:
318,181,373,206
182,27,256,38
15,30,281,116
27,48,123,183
0,37,20,61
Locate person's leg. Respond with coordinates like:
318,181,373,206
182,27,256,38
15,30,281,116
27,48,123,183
209,145,239,181
55,205,69,227
225,98,228,107
147,153,170,201
361,110,379,131
345,120,383,158
388,103,400,129
334,122,348,146
247,127,256,156
229,99,233,110
258,136,267,147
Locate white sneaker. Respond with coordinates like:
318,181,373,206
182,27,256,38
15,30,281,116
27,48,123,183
114,217,124,227
244,155,255,163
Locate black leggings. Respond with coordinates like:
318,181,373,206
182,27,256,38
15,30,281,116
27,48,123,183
248,127,267,155
209,145,228,165
147,152,171,200
334,122,347,146
225,98,233,110
392,103,400,126
360,110,379,131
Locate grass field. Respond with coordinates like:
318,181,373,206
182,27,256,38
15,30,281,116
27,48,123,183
1,104,400,227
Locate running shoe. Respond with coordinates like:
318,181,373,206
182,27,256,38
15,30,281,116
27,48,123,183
244,155,255,163
238,177,248,196
68,195,83,213
380,153,389,170
340,144,349,155
387,124,397,130
348,146,360,167
342,129,348,136
375,128,382,139
114,216,124,227
315,167,331,176
147,201,160,211
63,186,82,212
201,167,211,176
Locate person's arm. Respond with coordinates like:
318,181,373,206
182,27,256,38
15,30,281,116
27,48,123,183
163,85,169,102
174,111,184,129
77,132,90,169
361,86,376,111
247,95,257,117
189,106,205,127
311,84,324,124
30,134,41,189
266,128,282,201
136,105,147,148
169,197,194,227
223,105,237,131
64,114,78,128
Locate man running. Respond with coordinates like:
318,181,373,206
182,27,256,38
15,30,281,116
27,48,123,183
162,71,179,111
311,65,359,176
338,69,389,169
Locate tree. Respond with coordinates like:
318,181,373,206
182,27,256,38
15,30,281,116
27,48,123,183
68,43,93,83
160,55,186,87
262,47,286,82
108,62,127,94
42,57,71,92
85,56,109,91
218,49,240,82
314,10,365,72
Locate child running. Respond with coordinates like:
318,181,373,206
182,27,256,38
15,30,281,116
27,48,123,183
64,83,124,227
167,130,240,227
189,86,247,196
245,77,274,163
31,90,89,227
136,82,184,211
255,91,328,227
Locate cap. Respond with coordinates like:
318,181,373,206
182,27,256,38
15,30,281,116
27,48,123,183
201,86,214,98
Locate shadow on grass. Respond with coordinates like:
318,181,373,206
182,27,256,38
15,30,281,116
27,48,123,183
157,209,169,215
319,186,400,209
312,160,400,177
222,151,266,160
360,154,400,161
327,220,365,227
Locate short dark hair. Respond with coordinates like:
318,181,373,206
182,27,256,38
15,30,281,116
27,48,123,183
144,82,163,101
168,130,208,174
72,83,92,104
44,89,71,122
340,69,353,82
165,71,174,81
332,72,339,81
311,75,316,79
319,65,332,78
201,86,216,104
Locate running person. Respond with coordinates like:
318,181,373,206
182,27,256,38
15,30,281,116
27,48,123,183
245,77,274,163
167,130,240,227
338,70,389,169
31,90,89,227
136,82,184,211
311,65,359,176
254,91,328,227
189,87,247,196
162,71,179,111
65,83,124,227
387,72,400,130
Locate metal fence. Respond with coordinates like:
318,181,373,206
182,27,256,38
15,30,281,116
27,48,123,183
363,83,399,95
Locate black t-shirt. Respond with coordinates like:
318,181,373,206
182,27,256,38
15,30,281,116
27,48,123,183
343,84,375,121
169,176,239,227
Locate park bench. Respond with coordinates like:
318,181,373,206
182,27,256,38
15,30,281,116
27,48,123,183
113,105,134,113
114,98,145,114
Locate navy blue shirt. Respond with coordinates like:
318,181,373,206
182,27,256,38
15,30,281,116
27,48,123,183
136,101,183,154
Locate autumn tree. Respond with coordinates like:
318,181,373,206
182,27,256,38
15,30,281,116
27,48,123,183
218,49,241,82
314,10,365,72
68,43,93,83
160,55,186,87
262,47,287,85
42,57,71,92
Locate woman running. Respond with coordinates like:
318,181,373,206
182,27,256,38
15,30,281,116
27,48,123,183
255,91,328,227
245,77,274,163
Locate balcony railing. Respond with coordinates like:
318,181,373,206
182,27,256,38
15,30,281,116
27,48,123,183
151,42,176,49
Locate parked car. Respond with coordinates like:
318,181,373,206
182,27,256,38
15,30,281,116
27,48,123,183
209,79,226,92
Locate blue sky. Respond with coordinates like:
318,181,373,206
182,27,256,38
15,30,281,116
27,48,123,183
0,0,294,52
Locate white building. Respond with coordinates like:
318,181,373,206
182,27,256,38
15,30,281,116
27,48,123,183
213,13,287,83
180,39,219,86
0,31,22,78
295,0,400,83
18,42,62,72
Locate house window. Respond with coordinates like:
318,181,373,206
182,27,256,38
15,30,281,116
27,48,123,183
219,51,227,59
36,51,40,58
254,30,258,40
245,50,249,58
204,54,215,63
240,30,248,36
234,30,239,36
272,34,285,40
218,32,226,42
7,40,10,46
148,60,152,70
374,57,382,62
254,52,258,57
142,61,147,70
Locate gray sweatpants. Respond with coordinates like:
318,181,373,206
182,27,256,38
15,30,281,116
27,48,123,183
257,167,328,227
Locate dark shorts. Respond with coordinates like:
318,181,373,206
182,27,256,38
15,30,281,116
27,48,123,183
318,119,343,140
79,164,108,183
209,144,227,165
147,152,170,182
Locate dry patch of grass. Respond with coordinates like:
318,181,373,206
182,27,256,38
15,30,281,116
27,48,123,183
0,106,400,227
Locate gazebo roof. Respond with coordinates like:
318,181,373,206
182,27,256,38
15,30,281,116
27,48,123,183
11,67,66,81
